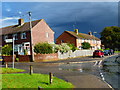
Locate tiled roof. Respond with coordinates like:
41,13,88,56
65,31,100,41
0,19,42,35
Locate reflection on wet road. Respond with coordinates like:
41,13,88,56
102,55,120,89
59,55,120,89
59,60,103,77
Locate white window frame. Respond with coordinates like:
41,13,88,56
82,39,84,43
78,39,81,43
21,32,26,39
13,34,18,40
88,40,90,43
46,32,49,38
4,35,8,41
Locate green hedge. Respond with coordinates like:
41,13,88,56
34,43,53,54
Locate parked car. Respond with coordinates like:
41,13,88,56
103,50,111,56
93,50,104,58
0,56,4,65
109,49,114,55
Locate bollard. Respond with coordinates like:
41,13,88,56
49,72,53,84
5,62,8,68
30,65,33,75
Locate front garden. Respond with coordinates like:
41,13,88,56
1,68,74,88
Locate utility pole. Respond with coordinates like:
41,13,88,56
28,11,34,62
12,36,15,69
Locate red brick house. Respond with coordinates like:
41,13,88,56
0,19,54,55
56,29,101,50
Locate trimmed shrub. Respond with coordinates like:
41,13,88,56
81,42,91,49
34,43,53,54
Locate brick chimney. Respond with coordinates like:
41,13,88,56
18,18,24,26
88,32,92,36
74,29,79,35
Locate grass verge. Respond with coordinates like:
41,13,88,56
1,68,25,74
2,73,74,88
115,51,120,53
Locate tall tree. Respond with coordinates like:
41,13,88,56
100,26,120,50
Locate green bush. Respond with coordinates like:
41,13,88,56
50,44,59,53
81,42,91,49
16,58,19,62
67,43,77,52
24,49,28,55
2,44,13,56
59,43,71,53
34,43,53,54
98,49,104,51
104,48,110,50
51,43,71,53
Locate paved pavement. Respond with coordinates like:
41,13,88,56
3,55,117,89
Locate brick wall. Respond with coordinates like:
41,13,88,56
34,53,58,62
56,31,77,46
18,55,32,62
32,19,54,45
3,56,13,62
2,55,32,62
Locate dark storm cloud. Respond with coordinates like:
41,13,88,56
2,2,118,39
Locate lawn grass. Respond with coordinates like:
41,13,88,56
115,51,120,53
2,73,74,88
1,68,25,74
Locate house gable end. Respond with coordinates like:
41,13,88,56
32,19,54,45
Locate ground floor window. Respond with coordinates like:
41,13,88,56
14,42,30,55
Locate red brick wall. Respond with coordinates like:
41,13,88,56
56,31,77,46
32,19,54,45
34,53,58,62
18,55,32,62
3,56,13,62
2,54,58,62
2,55,32,62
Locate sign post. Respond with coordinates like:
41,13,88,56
5,37,15,69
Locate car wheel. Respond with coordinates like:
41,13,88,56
100,55,102,58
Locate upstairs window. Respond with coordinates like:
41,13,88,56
78,39,81,43
21,32,26,39
46,32,49,38
61,40,64,43
13,34,18,40
4,35,8,41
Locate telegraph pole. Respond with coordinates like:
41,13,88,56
12,37,15,69
28,11,34,62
